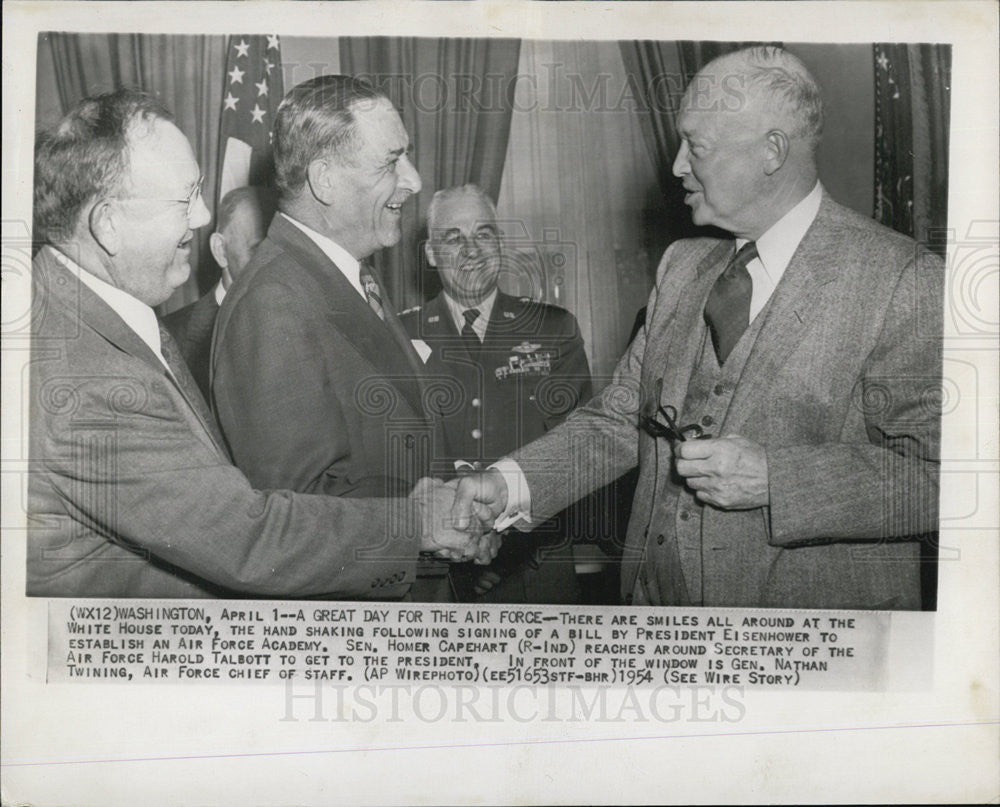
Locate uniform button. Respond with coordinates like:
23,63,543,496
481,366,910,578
471,429,482,440
528,395,535,401
404,435,415,448
656,533,665,545
713,384,726,396
471,397,481,408
701,415,714,427
679,510,690,521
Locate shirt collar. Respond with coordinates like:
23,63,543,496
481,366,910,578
442,287,498,335
214,280,227,306
281,212,364,298
50,247,167,369
738,181,823,283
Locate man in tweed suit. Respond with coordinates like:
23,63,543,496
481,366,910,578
451,46,944,610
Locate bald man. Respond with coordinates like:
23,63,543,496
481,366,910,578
161,186,274,399
452,46,944,610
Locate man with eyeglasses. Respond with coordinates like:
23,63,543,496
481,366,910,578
451,46,944,611
27,88,495,599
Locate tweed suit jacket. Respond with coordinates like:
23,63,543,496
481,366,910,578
511,193,944,610
27,247,421,599
212,214,450,511
161,288,219,402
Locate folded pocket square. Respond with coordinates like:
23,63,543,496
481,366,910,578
410,339,432,363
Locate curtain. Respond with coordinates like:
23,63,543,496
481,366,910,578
496,40,657,383
42,33,228,308
339,36,521,309
874,44,951,256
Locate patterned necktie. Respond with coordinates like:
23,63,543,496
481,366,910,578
359,265,386,321
462,308,481,358
704,241,758,364
158,324,230,459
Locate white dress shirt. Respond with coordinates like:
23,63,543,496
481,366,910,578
213,280,227,306
281,213,366,300
493,181,825,530
51,248,170,372
742,180,823,321
442,288,498,341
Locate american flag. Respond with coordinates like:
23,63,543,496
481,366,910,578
217,34,284,202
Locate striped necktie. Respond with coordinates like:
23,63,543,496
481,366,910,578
704,241,758,364
360,265,386,321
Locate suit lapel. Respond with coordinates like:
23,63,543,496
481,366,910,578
269,217,429,421
724,197,842,432
651,241,732,412
39,248,229,458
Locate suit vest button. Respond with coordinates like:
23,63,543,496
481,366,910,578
679,510,690,521
471,397,481,408
656,533,665,545
713,384,726,396
471,429,482,440
404,435,415,449
701,415,714,427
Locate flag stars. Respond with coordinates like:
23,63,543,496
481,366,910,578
250,104,267,124
234,39,250,59
267,34,280,51
255,78,268,97
223,92,239,111
228,65,245,85
263,59,274,75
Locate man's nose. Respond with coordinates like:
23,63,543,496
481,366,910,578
397,154,422,194
461,237,481,257
672,140,690,177
189,191,211,229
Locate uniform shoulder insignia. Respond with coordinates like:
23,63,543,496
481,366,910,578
398,305,422,316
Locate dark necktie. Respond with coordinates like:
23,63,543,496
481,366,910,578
359,265,386,321
462,308,481,358
704,241,758,364
158,324,230,459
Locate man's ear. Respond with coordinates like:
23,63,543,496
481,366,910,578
424,239,438,268
763,129,790,175
306,157,335,204
209,231,228,269
88,200,121,256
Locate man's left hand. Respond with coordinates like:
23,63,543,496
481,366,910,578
674,435,768,509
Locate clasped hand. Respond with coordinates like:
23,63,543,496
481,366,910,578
411,477,500,564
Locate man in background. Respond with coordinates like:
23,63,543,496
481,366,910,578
452,46,943,610
162,185,274,399
402,184,592,603
212,75,462,600
28,89,490,599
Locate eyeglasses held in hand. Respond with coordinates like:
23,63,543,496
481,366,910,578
638,378,710,442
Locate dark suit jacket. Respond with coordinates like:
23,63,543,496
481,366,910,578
511,193,944,610
27,247,421,599
212,213,448,513
161,289,219,402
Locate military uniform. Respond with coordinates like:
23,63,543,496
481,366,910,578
401,291,592,603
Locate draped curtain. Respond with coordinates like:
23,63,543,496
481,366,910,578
874,44,951,257
340,37,521,308
42,33,227,309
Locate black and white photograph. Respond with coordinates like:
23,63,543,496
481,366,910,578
2,2,997,805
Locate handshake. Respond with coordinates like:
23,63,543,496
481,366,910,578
410,470,511,565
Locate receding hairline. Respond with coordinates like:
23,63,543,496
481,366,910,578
427,184,497,232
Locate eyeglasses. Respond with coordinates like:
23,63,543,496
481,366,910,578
638,379,709,442
112,176,204,220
